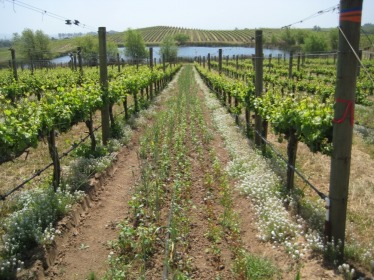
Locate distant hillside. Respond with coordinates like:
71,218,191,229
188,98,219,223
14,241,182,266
1,25,372,64
110,26,373,50
110,26,258,46
362,23,374,34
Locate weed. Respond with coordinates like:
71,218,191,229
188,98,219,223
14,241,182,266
86,271,96,280
233,250,278,280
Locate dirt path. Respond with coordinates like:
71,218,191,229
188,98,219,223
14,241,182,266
194,67,342,280
44,135,140,279
39,75,181,280
26,65,350,279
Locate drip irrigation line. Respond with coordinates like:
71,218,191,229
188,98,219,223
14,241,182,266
301,52,337,57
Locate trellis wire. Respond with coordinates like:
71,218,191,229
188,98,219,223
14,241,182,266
0,125,101,201
252,127,327,200
202,77,327,200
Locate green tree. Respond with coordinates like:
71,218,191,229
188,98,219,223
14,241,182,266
329,29,339,50
302,33,328,53
295,30,307,45
362,23,374,34
313,25,322,32
270,34,278,45
0,39,11,48
124,28,147,62
174,33,189,45
75,35,118,65
159,36,178,62
280,28,296,49
107,41,119,62
75,35,98,65
13,28,51,60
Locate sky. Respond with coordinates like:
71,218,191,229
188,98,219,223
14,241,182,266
0,0,373,39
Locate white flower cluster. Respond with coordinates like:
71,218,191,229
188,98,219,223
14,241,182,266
338,263,355,279
1,186,82,273
107,139,122,152
142,105,158,120
200,79,324,260
0,257,24,277
119,125,134,146
42,223,57,245
69,155,113,177
132,114,148,129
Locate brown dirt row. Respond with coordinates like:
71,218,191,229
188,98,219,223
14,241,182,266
193,68,344,279
35,125,141,280
17,65,353,279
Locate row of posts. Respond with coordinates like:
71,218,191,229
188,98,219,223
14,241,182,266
196,51,346,79
7,46,170,81
8,47,84,81
197,48,365,82
197,0,362,260
8,48,365,83
7,27,169,148
98,27,170,144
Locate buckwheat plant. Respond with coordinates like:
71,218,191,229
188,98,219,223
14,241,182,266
197,71,324,261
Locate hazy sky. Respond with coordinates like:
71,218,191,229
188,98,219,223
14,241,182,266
0,0,373,38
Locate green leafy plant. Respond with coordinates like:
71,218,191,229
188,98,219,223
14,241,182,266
233,250,277,280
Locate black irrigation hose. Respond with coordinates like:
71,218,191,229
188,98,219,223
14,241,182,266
199,71,327,200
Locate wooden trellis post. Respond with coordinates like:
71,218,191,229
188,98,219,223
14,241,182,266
329,0,363,261
98,27,110,145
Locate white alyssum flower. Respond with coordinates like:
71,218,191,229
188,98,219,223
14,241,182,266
196,68,324,260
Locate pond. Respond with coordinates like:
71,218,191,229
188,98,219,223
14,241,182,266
51,46,288,64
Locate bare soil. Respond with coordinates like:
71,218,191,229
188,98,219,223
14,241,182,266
12,65,374,279
267,129,374,248
41,130,142,280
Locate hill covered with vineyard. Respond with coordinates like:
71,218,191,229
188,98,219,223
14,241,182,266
1,25,373,65
110,26,257,46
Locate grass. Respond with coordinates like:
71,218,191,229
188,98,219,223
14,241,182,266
233,252,278,280
106,67,189,279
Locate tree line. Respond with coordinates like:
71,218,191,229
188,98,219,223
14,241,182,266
7,28,187,65
269,27,339,53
